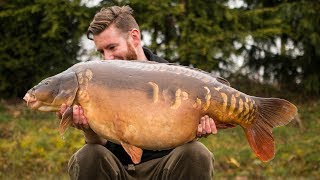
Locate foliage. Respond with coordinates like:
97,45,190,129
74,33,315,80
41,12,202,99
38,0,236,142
0,102,83,179
127,0,243,72
241,0,320,95
0,0,95,98
1,0,319,98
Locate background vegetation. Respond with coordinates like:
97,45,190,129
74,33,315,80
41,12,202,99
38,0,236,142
1,0,319,179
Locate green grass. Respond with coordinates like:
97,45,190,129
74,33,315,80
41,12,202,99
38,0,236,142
0,100,319,179
0,102,83,179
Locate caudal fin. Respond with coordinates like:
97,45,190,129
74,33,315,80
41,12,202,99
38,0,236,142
243,97,297,162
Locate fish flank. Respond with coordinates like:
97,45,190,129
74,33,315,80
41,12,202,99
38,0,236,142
182,91,189,100
238,98,244,115
203,94,211,111
214,86,223,91
193,98,202,109
171,89,182,109
220,93,228,112
229,94,236,115
148,82,159,103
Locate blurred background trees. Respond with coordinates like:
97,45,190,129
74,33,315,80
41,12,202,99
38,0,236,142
1,0,319,99
0,0,96,98
1,1,319,178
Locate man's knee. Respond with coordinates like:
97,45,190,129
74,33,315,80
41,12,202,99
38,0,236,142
68,144,118,180
69,144,108,166
166,141,214,171
175,141,214,164
163,141,214,179
68,144,107,175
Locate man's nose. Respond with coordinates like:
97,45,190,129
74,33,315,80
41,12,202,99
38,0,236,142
103,52,114,60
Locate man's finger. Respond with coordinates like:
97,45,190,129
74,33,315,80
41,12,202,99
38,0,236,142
80,109,85,124
205,118,212,134
197,124,202,137
80,108,89,129
201,118,207,135
210,118,217,134
73,105,80,124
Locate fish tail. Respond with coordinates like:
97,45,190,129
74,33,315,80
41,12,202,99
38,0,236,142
243,97,297,162
59,106,73,135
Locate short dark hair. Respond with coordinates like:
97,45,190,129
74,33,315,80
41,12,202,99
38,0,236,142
87,5,139,40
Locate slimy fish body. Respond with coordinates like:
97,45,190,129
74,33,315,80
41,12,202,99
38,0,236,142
24,60,297,164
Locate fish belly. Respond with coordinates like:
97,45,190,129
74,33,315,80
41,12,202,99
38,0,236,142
74,60,229,149
81,84,202,150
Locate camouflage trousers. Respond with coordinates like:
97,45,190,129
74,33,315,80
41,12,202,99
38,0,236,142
68,141,214,180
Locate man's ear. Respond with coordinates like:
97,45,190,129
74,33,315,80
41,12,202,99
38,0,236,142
129,28,141,47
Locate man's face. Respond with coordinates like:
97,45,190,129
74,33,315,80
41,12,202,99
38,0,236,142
93,25,137,60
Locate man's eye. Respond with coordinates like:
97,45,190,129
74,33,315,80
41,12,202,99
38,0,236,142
109,46,115,50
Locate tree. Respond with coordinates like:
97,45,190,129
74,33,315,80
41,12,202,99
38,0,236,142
2,0,319,98
241,0,320,94
0,0,95,98
129,0,242,72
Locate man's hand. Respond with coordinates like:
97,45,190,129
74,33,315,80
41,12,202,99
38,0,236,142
56,104,106,145
56,104,90,130
197,115,217,137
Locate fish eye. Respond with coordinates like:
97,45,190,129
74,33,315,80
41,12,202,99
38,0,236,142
45,81,49,85
109,45,116,51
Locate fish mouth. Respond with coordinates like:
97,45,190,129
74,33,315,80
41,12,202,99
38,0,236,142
23,93,42,110
23,92,60,112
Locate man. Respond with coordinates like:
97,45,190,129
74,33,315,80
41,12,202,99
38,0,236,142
58,5,217,180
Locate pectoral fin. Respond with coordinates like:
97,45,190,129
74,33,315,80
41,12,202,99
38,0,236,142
59,106,73,135
121,142,143,164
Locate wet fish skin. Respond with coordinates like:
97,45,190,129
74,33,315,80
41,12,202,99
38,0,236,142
23,60,297,164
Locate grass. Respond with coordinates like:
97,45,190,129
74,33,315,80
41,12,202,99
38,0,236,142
0,102,83,179
0,100,319,179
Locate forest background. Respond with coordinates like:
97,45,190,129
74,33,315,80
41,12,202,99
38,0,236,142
0,0,319,179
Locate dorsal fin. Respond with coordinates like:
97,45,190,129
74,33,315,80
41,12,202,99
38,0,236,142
216,76,231,86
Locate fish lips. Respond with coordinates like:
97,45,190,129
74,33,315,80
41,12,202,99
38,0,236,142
23,91,42,110
23,91,61,111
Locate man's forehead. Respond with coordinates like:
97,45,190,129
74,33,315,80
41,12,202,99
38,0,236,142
94,26,126,45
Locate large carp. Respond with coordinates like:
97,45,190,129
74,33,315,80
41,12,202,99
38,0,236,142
23,60,297,164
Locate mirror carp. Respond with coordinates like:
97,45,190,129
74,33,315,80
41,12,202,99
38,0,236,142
23,60,297,164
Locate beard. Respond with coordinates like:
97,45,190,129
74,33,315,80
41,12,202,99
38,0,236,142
124,41,138,60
